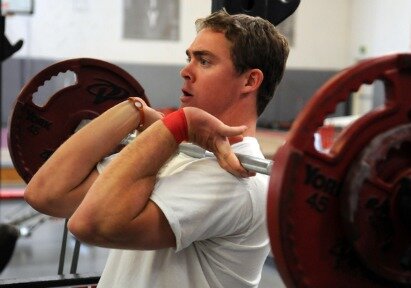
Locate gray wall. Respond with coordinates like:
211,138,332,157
258,69,346,129
1,57,341,127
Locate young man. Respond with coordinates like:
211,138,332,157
25,10,289,288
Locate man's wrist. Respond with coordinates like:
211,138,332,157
161,108,189,144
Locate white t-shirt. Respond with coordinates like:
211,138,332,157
97,137,270,288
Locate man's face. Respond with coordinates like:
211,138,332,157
179,28,245,118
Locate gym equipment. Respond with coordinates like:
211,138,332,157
0,223,19,273
8,58,148,184
179,143,273,175
7,57,272,180
211,0,301,26
4,57,274,278
268,53,411,287
0,210,50,273
1,11,24,62
1,2,300,287
4,58,149,277
4,53,411,287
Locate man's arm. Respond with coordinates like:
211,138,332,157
26,100,250,250
67,107,252,250
24,99,160,218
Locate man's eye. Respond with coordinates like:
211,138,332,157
200,58,210,65
186,57,191,63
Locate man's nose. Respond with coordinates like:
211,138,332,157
180,64,193,81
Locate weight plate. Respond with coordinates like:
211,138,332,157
8,58,148,183
342,123,411,284
267,53,411,287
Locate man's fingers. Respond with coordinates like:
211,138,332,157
183,107,254,177
215,147,254,178
220,124,248,138
228,135,244,145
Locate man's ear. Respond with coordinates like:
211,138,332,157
243,69,264,93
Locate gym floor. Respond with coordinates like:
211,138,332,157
0,127,287,287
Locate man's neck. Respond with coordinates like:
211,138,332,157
219,109,257,137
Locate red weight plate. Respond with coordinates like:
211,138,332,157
342,124,411,284
267,53,411,287
8,58,149,184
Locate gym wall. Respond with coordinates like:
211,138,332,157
2,0,410,126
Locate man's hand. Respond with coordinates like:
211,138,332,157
183,107,255,178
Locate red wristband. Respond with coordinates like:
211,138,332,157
162,109,188,143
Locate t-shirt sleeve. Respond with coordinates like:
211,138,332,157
151,158,253,252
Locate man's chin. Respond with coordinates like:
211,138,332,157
179,95,195,105
179,102,193,108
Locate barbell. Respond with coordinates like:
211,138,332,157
6,54,411,287
6,58,273,180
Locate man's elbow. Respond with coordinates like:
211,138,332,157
24,178,67,217
67,213,113,246
24,180,50,214
67,215,96,244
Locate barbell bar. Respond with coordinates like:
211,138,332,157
123,131,274,175
178,143,273,175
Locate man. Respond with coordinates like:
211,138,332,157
25,10,289,288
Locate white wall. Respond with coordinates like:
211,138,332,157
4,0,411,69
5,0,210,65
286,0,351,69
348,0,411,115
350,0,411,61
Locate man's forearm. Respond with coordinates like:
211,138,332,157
67,120,179,248
25,100,141,217
29,106,250,249
66,107,251,249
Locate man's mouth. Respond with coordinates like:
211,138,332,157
182,89,193,97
